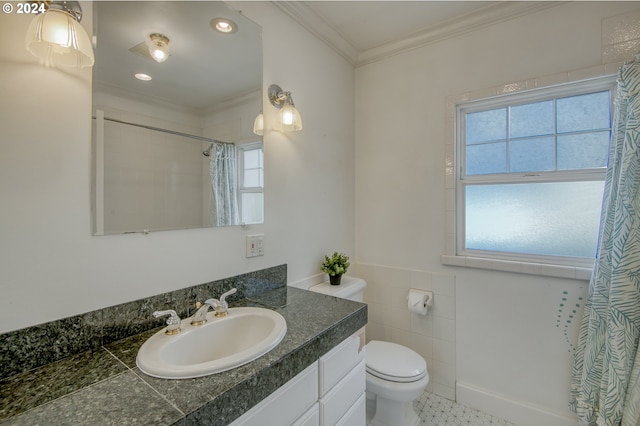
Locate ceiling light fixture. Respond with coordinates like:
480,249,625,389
147,33,170,63
268,84,303,132
210,18,238,34
24,0,94,68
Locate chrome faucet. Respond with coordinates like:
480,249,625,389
153,310,181,335
190,299,220,325
190,288,238,325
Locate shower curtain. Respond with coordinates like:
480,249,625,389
209,143,239,227
570,57,640,426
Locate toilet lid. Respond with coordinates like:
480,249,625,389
366,340,427,383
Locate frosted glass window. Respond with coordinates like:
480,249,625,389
237,143,263,225
466,142,506,175
242,148,263,188
241,193,263,224
557,91,611,133
463,89,611,177
465,182,604,258
456,77,615,265
509,136,555,172
509,100,554,138
466,109,506,144
557,132,610,170
244,169,262,188
244,149,262,170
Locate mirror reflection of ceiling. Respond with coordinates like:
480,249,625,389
93,1,262,113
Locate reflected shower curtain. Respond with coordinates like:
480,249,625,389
570,58,640,426
209,143,239,226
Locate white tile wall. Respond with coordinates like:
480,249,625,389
602,9,640,64
356,263,456,400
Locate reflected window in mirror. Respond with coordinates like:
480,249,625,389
238,142,264,225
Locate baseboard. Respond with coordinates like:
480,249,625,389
456,381,577,426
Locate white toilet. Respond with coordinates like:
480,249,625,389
310,276,429,426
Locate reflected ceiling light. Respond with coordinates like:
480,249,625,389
210,18,238,34
269,84,303,132
135,73,152,81
253,111,264,136
24,0,94,68
147,33,170,63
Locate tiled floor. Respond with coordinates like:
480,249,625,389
414,391,520,426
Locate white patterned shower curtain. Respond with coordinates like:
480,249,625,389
209,143,239,227
570,57,640,426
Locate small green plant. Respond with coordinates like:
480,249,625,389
321,252,350,276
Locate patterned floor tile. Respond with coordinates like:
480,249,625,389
414,391,520,426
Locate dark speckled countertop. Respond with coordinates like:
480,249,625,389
0,287,367,426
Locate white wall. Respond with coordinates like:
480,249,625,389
355,2,640,426
0,1,355,333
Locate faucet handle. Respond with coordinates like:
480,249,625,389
153,310,181,335
212,288,237,317
219,288,237,305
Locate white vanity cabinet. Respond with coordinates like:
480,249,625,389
318,335,366,425
231,335,365,426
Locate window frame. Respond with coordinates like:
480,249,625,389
236,141,264,225
454,76,616,269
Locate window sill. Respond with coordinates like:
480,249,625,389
440,254,593,280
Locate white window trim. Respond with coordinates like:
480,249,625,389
441,67,618,280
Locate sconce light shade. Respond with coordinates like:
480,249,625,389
269,84,303,132
25,2,94,68
253,112,264,136
280,102,303,132
148,33,170,63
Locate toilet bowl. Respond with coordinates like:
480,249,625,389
365,340,428,426
309,277,429,426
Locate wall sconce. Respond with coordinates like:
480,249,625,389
147,33,170,63
268,84,303,132
24,0,94,68
253,111,264,136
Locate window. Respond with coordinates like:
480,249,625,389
237,142,264,224
456,78,614,267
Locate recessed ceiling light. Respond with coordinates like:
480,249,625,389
135,73,152,81
210,18,238,34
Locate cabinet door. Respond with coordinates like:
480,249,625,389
319,335,364,397
319,361,366,426
231,362,318,426
336,394,366,426
293,403,320,426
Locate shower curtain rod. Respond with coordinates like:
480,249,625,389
93,116,233,145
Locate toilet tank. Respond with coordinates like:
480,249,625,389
309,276,367,302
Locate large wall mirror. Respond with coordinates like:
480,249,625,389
91,1,263,235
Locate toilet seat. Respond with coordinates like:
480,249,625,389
366,340,426,383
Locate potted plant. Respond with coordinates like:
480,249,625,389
321,252,350,285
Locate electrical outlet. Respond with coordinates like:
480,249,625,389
246,234,264,258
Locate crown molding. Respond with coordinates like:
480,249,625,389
272,1,359,65
273,1,566,68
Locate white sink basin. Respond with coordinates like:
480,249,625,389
136,307,287,379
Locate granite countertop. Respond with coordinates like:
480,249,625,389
0,287,367,426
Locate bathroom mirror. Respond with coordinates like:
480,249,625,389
91,1,263,235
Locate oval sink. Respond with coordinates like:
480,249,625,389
136,307,287,379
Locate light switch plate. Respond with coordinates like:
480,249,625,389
246,234,264,258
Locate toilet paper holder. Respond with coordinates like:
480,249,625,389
407,289,433,315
